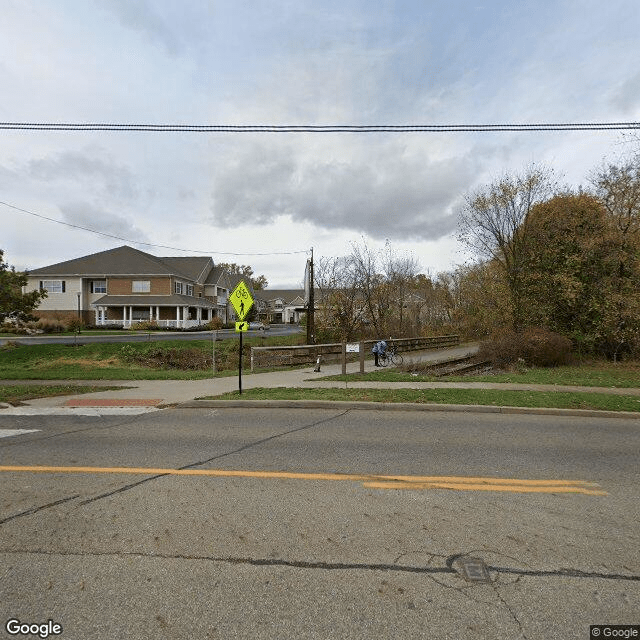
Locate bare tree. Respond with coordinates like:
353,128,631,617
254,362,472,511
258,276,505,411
457,165,558,330
315,255,366,341
381,241,420,335
590,154,640,237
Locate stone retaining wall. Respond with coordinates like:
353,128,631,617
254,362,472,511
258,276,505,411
251,335,460,371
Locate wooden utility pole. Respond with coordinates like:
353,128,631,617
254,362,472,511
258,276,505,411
306,247,315,345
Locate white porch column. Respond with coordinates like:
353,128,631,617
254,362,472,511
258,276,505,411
176,307,180,325
197,307,202,323
156,306,160,321
149,306,153,321
123,306,127,326
183,306,189,328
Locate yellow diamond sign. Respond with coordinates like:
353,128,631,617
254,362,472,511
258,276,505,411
230,281,253,320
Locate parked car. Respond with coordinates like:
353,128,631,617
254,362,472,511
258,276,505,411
250,322,270,331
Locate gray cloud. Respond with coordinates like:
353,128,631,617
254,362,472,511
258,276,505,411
210,141,475,241
27,151,138,201
613,72,640,114
59,201,149,243
100,0,184,56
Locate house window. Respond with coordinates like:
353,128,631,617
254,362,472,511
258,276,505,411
91,280,107,294
40,280,65,293
132,280,151,293
175,281,183,294
186,284,194,296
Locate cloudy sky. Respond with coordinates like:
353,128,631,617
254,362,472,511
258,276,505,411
2,0,639,287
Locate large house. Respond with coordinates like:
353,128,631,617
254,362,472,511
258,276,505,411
255,290,307,324
24,246,247,328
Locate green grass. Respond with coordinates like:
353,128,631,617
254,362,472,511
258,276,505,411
0,384,125,405
208,387,640,412
0,335,304,380
320,361,640,388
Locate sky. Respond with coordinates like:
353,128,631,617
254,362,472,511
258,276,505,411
1,0,639,287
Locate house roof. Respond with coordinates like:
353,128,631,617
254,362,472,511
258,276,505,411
29,246,211,282
160,257,213,282
256,289,304,303
255,289,323,305
204,266,232,287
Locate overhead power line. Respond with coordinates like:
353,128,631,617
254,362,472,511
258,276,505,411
0,121,639,132
0,200,309,256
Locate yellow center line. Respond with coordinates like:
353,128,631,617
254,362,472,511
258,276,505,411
0,465,606,495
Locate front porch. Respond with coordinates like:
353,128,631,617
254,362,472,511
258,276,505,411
92,294,220,329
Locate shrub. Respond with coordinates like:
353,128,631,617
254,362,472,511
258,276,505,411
119,345,212,370
66,318,84,332
205,317,224,331
479,327,572,368
133,321,160,331
36,319,66,333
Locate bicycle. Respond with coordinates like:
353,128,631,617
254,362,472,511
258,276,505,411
378,347,403,367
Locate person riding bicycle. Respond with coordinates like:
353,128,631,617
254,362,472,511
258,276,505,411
372,340,387,367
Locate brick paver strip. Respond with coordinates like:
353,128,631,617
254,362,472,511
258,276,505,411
64,398,163,407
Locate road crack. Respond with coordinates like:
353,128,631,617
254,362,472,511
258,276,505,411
79,409,353,505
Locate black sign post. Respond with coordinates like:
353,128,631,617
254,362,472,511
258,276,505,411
238,330,243,395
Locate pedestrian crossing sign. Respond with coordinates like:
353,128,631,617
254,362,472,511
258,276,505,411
230,280,253,320
235,321,248,332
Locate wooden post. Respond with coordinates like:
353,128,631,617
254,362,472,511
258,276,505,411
359,341,365,373
342,342,347,375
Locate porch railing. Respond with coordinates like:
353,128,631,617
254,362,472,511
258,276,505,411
99,319,203,329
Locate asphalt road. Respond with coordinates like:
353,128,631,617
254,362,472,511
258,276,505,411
0,408,638,639
0,324,301,346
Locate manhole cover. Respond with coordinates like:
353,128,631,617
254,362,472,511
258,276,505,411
459,557,491,583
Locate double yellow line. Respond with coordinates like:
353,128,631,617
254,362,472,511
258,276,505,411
0,465,607,495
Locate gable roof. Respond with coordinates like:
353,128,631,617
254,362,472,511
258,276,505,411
160,256,213,282
256,289,305,304
29,246,209,282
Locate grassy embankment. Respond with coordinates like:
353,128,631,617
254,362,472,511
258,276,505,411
0,334,302,380
2,338,639,411
320,360,640,388
211,386,640,412
0,384,125,405
207,359,640,412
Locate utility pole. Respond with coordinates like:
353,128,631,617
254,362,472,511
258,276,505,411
306,247,315,345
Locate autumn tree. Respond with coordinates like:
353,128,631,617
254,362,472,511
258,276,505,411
589,155,640,357
216,263,268,290
457,165,558,330
0,249,47,322
520,193,640,358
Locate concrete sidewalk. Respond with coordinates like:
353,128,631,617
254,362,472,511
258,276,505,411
2,344,640,418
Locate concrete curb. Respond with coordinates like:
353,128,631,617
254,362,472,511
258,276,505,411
178,399,640,419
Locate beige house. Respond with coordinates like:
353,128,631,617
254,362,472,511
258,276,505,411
24,246,241,328
256,290,307,324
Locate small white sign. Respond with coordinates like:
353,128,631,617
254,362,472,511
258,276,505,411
346,343,360,353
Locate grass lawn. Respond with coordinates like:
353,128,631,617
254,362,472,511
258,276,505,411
0,335,303,380
0,384,125,405
321,360,640,388
208,387,640,412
